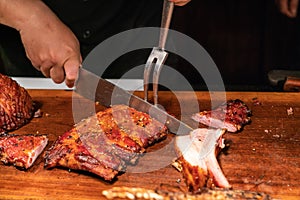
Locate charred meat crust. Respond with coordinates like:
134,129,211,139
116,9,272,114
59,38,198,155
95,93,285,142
0,74,34,133
192,99,251,132
97,105,168,148
44,105,168,181
176,157,209,192
44,129,119,181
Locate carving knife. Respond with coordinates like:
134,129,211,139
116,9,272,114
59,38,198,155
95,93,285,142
74,67,195,135
74,67,221,159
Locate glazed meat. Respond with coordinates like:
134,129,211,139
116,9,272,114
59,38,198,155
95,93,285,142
192,99,251,132
44,105,168,181
44,128,120,181
174,128,230,193
0,73,34,133
94,105,167,148
0,133,48,169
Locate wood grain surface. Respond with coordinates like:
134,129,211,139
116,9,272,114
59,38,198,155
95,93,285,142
0,90,299,200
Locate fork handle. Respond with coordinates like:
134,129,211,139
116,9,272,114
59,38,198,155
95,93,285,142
158,0,174,50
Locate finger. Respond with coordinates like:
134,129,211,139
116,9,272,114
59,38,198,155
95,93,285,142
276,0,289,14
169,0,191,6
49,65,65,84
39,60,54,78
63,56,82,88
277,0,294,17
290,0,299,17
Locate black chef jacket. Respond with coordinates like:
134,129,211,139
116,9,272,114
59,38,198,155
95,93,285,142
0,0,163,77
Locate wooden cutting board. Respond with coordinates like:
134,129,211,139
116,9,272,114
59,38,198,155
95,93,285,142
0,90,299,199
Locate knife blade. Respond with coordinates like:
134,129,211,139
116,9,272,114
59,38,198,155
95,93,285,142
74,67,195,135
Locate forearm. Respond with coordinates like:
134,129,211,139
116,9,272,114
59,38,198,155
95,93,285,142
0,0,57,31
0,0,81,88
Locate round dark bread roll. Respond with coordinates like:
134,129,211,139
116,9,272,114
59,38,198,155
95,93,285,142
0,73,34,133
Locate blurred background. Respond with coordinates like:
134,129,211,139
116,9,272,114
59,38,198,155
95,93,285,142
170,0,300,91
1,0,299,91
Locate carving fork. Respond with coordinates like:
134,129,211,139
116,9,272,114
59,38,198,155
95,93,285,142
143,0,174,105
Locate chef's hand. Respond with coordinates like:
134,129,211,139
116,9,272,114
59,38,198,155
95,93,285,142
169,0,192,6
275,0,299,18
0,0,82,88
20,5,82,88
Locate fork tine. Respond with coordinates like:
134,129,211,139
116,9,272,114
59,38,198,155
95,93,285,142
143,50,157,102
152,49,168,106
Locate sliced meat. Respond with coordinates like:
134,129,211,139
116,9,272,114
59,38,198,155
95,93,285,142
174,128,230,193
192,99,251,132
0,133,48,169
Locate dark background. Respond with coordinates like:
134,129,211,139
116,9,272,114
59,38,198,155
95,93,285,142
170,0,300,90
1,0,299,91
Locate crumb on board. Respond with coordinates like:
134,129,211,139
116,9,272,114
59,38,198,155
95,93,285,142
264,129,269,133
33,110,50,118
287,107,293,115
264,129,273,133
33,109,43,118
252,97,262,106
272,134,280,138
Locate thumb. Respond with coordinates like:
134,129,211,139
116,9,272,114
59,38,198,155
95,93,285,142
63,56,82,88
